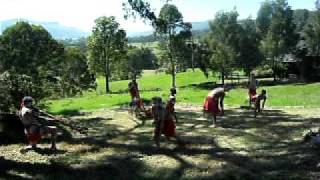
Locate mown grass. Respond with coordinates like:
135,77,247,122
47,69,320,114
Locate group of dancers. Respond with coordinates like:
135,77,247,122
128,73,267,147
18,74,267,150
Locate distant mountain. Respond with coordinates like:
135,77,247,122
0,19,210,39
127,31,153,37
127,21,210,37
190,21,210,31
0,19,89,39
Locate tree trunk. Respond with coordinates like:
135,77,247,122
169,31,176,88
191,36,195,72
171,63,176,88
103,48,110,94
272,58,276,82
221,70,225,85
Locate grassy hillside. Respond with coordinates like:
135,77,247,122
47,69,320,114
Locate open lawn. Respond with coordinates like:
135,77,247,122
1,105,320,179
47,69,320,114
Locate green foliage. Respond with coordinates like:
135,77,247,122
293,9,310,33
0,22,64,112
256,0,274,37
124,0,191,88
0,22,94,112
303,10,320,56
238,18,263,75
203,10,241,84
57,47,95,97
258,0,298,81
59,37,88,53
87,16,127,93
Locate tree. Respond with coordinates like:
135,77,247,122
156,4,189,87
123,0,190,88
303,10,320,56
256,0,274,38
258,0,298,81
204,10,241,85
88,16,127,93
0,22,64,111
238,18,263,76
58,47,95,96
293,9,310,33
126,47,145,80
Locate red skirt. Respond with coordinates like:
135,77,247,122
154,114,176,138
249,88,257,102
203,96,220,114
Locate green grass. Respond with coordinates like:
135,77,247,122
47,69,320,114
47,69,217,113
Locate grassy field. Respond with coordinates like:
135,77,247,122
47,69,320,114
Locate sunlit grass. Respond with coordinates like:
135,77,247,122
47,69,320,114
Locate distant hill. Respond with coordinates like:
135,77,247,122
190,21,210,31
128,21,210,43
0,19,89,39
0,19,210,39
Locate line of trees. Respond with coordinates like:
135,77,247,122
125,0,320,85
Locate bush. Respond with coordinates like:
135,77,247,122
253,65,273,78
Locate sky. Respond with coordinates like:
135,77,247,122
0,0,317,33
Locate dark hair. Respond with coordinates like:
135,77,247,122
170,87,176,95
261,89,267,94
22,96,33,103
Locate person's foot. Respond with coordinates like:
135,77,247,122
23,144,37,151
50,143,57,151
209,124,217,128
50,145,57,151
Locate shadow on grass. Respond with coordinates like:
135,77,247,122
52,109,87,117
1,107,320,179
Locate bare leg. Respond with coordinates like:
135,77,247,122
43,126,58,150
254,105,259,118
174,112,178,123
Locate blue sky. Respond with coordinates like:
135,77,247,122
0,0,317,32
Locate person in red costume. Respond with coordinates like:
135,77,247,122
166,87,178,123
248,73,258,106
152,97,184,148
19,96,58,150
204,86,230,127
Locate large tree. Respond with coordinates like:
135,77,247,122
0,22,64,111
303,10,320,56
238,18,263,76
58,47,95,96
124,0,190,88
258,0,298,81
204,10,241,85
88,16,127,93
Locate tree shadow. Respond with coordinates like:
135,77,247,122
53,109,88,117
2,106,320,179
